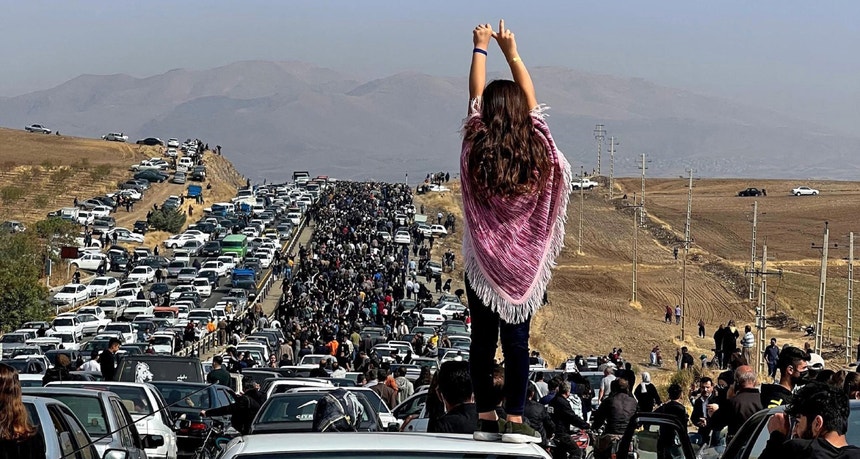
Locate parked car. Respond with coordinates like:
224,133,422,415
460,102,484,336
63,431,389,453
107,227,145,243
51,284,91,307
250,391,382,434
102,132,129,142
737,187,763,197
792,185,819,196
134,169,169,183
571,177,600,190
116,355,204,383
151,381,236,457
47,381,179,459
136,137,164,146
21,395,103,458
172,172,187,184
24,387,161,459
128,266,156,284
88,276,120,296
419,308,444,327
25,123,52,134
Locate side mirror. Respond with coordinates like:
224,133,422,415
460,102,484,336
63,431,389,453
141,434,165,449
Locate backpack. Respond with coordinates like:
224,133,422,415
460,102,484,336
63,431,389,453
313,388,364,432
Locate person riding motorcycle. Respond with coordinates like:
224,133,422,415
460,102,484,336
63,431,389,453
547,381,590,459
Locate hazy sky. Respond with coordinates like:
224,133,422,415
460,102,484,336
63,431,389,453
2,1,858,134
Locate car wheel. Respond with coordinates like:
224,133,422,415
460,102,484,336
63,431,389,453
70,263,79,270
813,191,819,195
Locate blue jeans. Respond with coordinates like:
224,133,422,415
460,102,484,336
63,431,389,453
467,276,531,416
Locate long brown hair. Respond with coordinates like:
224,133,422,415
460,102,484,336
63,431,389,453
0,363,36,441
465,80,551,200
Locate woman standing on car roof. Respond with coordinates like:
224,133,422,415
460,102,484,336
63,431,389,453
461,20,571,444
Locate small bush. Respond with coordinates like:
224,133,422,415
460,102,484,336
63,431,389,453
89,164,112,181
0,185,26,205
50,167,75,183
41,159,56,171
73,158,90,171
32,194,50,209
149,208,186,234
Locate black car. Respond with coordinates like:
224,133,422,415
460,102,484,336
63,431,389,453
201,241,222,257
134,220,149,234
197,270,219,287
150,381,236,458
136,137,164,146
177,292,202,307
737,187,763,197
94,196,117,208
189,171,206,182
134,170,168,183
108,253,130,271
139,256,170,269
149,282,170,298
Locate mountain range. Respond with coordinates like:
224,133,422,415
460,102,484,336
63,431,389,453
1,60,857,181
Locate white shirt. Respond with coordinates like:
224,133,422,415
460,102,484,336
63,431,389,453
80,359,100,372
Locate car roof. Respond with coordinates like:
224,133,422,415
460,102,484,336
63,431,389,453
226,432,549,456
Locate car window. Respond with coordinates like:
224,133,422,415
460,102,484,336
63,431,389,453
394,392,425,418
110,399,136,448
47,395,108,437
215,388,231,407
59,404,99,459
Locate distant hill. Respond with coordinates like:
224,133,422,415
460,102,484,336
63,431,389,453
2,60,858,181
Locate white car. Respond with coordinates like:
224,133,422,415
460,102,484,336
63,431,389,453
394,231,411,245
420,308,445,327
111,189,143,201
103,322,135,343
70,252,107,271
183,229,210,242
167,138,180,148
792,186,819,196
91,206,112,218
114,287,141,304
254,251,273,269
429,225,448,237
51,314,84,340
88,276,120,296
166,148,178,158
127,266,156,284
164,233,205,249
201,260,228,277
436,302,468,320
107,227,145,243
25,124,52,134
102,132,128,142
52,284,91,306
48,332,80,351
191,278,212,297
74,313,110,335
170,285,197,301
216,256,236,273
77,305,107,321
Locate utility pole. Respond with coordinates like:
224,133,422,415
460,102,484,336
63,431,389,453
749,201,758,302
578,165,584,255
608,137,618,200
811,222,838,355
680,169,694,341
848,232,855,364
627,200,644,303
639,154,650,226
745,241,782,374
594,124,606,176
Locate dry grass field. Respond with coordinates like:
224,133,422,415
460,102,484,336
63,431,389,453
415,176,860,387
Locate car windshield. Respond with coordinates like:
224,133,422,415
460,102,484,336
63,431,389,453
257,393,370,424
60,287,77,294
105,324,129,332
91,279,108,286
423,309,440,315
54,318,74,326
131,268,147,274
1,335,25,343
55,333,74,342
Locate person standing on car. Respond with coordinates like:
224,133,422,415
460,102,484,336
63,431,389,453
591,378,637,459
547,380,589,459
759,382,860,459
98,338,121,381
463,20,571,444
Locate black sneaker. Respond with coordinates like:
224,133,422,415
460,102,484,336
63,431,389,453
501,421,542,444
473,418,506,441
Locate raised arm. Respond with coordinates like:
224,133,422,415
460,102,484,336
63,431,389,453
493,19,537,110
469,24,493,106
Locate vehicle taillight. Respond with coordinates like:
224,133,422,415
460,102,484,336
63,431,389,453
190,422,207,431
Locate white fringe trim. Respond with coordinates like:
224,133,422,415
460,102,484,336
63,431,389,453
464,153,572,324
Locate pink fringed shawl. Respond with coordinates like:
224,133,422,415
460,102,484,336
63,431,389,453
460,100,572,324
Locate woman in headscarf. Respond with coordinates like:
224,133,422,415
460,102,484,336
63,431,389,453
634,372,662,413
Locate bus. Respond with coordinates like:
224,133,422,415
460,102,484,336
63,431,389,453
221,234,248,259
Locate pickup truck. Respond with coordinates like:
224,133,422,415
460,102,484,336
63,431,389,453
231,268,257,290
571,177,599,190
102,132,128,142
129,160,168,172
186,185,202,198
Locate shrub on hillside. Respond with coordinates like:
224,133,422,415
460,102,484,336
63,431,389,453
0,232,51,332
50,167,75,184
0,185,26,206
89,164,112,181
149,208,186,233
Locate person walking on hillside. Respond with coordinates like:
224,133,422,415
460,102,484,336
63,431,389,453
675,304,682,325
721,321,740,370
665,305,673,323
741,325,756,365
698,319,706,338
463,20,571,444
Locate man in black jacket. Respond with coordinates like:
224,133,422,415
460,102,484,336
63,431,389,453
711,366,763,440
592,378,637,459
430,360,477,434
547,381,588,459
691,376,718,446
655,383,689,459
98,338,121,381
524,386,554,448
201,375,266,435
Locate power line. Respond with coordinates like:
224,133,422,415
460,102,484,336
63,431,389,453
625,201,644,304
811,222,839,355
594,124,606,176
608,137,619,200
638,154,651,227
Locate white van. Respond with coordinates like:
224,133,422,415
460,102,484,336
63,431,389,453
177,157,194,172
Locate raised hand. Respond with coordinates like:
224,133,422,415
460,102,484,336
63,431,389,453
492,19,518,58
473,23,494,50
